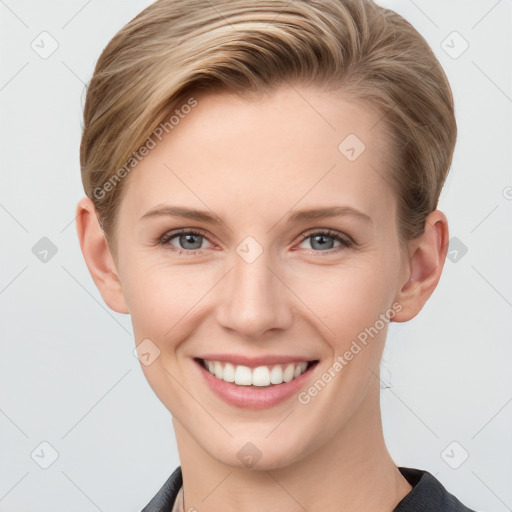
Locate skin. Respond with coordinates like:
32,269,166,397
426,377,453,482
76,83,449,512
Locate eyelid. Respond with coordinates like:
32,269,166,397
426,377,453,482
160,227,210,241
299,228,354,245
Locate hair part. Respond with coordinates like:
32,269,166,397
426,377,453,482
80,0,457,256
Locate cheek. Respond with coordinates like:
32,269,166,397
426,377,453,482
290,259,396,340
123,260,218,350
124,264,208,409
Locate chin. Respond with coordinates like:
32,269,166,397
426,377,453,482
203,431,315,472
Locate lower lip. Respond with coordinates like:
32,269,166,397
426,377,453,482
194,359,319,410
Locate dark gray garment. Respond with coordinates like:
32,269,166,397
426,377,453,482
140,466,479,511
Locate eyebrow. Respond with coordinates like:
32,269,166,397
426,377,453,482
139,205,372,225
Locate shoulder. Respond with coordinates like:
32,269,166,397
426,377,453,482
395,466,480,512
140,466,182,512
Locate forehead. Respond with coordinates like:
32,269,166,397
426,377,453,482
119,83,396,227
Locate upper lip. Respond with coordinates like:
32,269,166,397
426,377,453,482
195,354,318,368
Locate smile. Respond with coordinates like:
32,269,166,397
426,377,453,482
198,358,317,387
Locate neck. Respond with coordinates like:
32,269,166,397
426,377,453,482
173,383,412,512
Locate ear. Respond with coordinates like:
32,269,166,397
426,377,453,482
392,210,449,323
75,197,129,314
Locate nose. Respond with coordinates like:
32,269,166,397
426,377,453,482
215,245,293,339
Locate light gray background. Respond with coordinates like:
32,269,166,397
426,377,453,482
1,1,511,511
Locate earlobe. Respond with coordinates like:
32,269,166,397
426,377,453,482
392,210,449,323
75,197,129,314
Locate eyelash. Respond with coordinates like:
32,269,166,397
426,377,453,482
157,228,354,256
299,229,354,254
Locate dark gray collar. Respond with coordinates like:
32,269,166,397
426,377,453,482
140,466,477,512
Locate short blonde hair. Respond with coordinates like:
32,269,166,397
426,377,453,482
80,0,457,253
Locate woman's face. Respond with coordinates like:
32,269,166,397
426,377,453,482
112,84,412,469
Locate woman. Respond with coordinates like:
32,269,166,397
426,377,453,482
75,0,478,510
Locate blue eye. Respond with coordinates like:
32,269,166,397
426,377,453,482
298,230,353,254
158,228,353,256
159,229,211,255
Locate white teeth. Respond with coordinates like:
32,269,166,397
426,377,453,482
252,366,270,386
283,363,295,383
234,365,252,385
214,361,223,379
223,362,235,382
293,362,308,379
202,359,312,387
270,365,283,384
